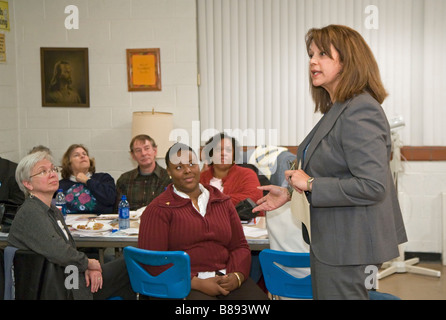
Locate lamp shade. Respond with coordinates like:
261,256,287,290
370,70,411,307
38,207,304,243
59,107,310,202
132,111,173,158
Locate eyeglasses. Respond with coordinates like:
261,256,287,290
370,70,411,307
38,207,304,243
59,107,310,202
29,167,59,178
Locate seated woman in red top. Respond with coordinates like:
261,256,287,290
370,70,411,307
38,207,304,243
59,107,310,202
138,143,267,300
200,133,263,208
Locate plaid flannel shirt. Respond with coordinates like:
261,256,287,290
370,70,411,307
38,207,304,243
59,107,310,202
115,164,171,211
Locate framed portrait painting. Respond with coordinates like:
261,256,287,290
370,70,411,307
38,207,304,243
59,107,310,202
40,47,90,107
126,48,161,91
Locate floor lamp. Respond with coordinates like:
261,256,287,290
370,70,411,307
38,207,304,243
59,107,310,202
378,120,441,280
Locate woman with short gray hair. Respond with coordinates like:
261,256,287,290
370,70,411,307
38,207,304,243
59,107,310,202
15,151,55,197
8,151,135,300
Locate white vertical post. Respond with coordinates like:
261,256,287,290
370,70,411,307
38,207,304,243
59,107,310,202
442,193,446,266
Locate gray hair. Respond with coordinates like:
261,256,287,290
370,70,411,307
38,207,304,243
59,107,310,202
15,151,55,196
28,145,52,155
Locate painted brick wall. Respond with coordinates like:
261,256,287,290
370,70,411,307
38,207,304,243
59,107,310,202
11,0,199,179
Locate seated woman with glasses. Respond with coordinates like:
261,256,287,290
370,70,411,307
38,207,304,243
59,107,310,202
59,144,116,214
7,151,135,299
138,143,267,300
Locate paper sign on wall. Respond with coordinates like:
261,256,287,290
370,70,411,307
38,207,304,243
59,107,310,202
0,33,5,62
0,1,9,31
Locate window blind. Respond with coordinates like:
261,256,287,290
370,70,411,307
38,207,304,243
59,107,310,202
197,0,446,146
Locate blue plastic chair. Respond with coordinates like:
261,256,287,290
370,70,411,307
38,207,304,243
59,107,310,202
123,246,191,299
259,249,312,299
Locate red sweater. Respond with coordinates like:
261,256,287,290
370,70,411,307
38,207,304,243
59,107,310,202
138,184,251,278
200,164,263,207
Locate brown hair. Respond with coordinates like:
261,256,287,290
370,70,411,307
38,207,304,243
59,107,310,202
305,25,388,113
61,144,96,179
129,134,157,153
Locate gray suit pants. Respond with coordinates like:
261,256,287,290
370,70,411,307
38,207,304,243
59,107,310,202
310,249,377,300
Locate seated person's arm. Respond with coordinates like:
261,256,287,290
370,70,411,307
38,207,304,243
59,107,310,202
223,202,251,281
227,168,263,206
11,211,88,272
85,173,117,206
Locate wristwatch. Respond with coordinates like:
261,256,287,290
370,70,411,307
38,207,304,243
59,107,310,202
307,177,315,192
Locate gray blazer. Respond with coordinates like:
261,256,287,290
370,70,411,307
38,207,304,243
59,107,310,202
297,92,407,266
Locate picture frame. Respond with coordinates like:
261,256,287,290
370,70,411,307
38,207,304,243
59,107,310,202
126,48,161,91
40,47,90,107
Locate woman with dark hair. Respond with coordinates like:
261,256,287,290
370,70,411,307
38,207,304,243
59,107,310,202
200,133,262,208
254,25,407,299
59,144,116,214
138,143,267,300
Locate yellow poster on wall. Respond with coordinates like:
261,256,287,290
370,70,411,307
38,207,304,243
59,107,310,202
0,1,9,31
126,48,161,91
132,54,157,86
0,33,5,62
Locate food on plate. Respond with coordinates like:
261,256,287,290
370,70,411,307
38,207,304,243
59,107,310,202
93,222,104,230
76,222,104,230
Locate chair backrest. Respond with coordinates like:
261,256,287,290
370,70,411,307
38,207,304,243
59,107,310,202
3,247,70,300
123,246,191,299
14,249,70,299
259,249,313,299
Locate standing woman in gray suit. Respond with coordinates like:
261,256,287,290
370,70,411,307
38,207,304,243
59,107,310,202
254,25,407,299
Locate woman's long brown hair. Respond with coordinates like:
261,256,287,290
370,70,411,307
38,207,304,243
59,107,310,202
305,25,388,114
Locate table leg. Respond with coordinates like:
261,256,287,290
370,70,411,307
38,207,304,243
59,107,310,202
98,248,105,264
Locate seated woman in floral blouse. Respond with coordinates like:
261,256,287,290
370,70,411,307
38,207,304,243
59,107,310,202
59,144,116,214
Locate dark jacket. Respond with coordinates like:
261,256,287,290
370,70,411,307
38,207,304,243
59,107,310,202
0,157,25,205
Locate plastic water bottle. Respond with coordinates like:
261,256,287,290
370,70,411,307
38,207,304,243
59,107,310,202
55,189,67,219
118,195,130,230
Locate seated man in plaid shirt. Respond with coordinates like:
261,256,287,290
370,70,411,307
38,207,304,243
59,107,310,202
115,135,171,211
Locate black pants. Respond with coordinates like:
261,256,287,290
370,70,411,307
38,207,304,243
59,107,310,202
186,277,268,300
93,256,136,300
142,277,267,300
